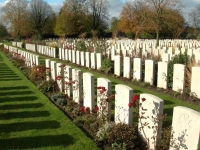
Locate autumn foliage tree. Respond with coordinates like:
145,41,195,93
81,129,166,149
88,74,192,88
2,0,30,39
118,1,149,40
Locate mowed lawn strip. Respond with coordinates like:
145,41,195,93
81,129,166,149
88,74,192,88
0,51,100,150
3,42,200,127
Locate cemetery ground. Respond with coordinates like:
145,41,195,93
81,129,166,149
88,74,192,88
0,51,100,149
1,42,200,149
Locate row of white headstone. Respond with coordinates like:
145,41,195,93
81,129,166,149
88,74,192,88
5,45,40,67
59,48,102,70
45,58,200,150
12,41,23,48
9,41,200,99
37,45,56,58
114,56,200,98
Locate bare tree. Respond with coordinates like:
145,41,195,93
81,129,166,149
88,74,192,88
29,0,55,36
87,0,109,31
2,0,29,38
189,4,200,32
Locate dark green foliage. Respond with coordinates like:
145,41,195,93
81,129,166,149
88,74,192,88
168,52,189,88
38,79,57,93
51,92,65,102
56,98,67,106
108,123,138,149
0,24,9,41
75,40,87,52
102,58,114,74
22,42,25,48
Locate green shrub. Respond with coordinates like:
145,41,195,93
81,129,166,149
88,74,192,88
56,98,66,106
75,40,87,52
51,92,65,102
102,58,114,74
108,123,138,149
37,79,57,93
96,122,115,140
168,52,189,88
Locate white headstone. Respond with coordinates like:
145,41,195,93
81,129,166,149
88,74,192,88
114,55,121,76
85,52,90,68
83,72,94,110
191,66,200,98
90,53,96,69
133,58,142,81
138,93,164,149
115,84,133,125
97,78,112,119
64,66,72,97
157,62,168,89
144,60,155,85
96,53,102,70
170,106,200,150
172,64,185,93
56,63,64,92
123,57,131,78
72,68,82,103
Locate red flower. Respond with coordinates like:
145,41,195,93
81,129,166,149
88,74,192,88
105,98,109,102
69,78,72,80
56,76,62,80
94,105,99,111
72,81,75,84
80,106,85,112
96,86,101,89
100,90,104,94
85,107,90,112
65,82,69,85
142,98,146,102
46,67,50,70
132,95,138,103
101,87,106,92
128,102,133,108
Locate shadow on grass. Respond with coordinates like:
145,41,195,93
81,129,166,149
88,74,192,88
0,78,22,81
0,86,29,91
0,75,19,78
0,111,50,120
0,63,22,80
163,108,174,127
0,96,38,103
0,120,60,133
1,90,33,96
163,99,175,105
0,134,75,149
0,103,44,110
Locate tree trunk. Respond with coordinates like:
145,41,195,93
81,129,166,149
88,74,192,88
156,30,159,48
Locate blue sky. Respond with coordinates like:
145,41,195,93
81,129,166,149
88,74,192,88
0,0,199,19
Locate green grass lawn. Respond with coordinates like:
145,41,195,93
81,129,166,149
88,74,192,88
0,51,100,150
